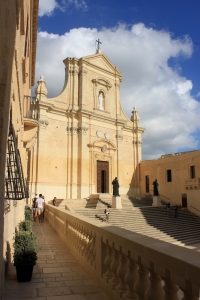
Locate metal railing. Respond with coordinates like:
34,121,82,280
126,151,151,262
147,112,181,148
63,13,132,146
23,95,39,120
190,205,200,213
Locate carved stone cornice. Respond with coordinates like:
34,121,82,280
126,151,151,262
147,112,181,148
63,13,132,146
78,127,88,134
92,78,112,91
39,119,49,129
133,141,142,145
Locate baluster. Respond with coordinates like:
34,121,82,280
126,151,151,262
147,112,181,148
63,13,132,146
116,251,128,294
79,228,85,254
88,234,95,262
86,233,93,261
145,264,164,300
103,244,113,279
84,230,91,259
91,238,96,268
123,256,139,300
75,225,81,250
109,247,120,287
82,230,88,255
181,280,199,300
134,260,149,300
162,271,179,300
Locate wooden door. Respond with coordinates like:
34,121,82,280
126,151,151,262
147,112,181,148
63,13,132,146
97,161,109,193
182,194,187,207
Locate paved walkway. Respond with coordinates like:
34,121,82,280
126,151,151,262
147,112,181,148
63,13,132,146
4,220,109,300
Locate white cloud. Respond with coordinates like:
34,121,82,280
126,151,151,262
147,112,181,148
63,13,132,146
39,0,88,17
39,0,58,17
33,23,200,159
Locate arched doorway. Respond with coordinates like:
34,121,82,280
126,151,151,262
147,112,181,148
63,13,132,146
97,161,109,193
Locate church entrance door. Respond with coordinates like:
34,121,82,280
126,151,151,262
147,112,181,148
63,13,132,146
97,161,109,193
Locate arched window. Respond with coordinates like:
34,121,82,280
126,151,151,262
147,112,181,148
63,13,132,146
98,91,105,110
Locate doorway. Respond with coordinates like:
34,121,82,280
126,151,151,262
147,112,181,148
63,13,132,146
182,194,187,207
97,161,109,193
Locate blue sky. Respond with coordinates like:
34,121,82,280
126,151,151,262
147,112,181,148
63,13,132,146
35,0,200,159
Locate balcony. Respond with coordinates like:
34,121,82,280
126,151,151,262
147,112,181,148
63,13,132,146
185,178,200,190
23,96,39,148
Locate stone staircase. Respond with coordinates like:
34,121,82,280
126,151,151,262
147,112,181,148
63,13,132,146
61,198,200,247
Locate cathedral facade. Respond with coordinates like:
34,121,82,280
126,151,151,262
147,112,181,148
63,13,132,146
31,50,145,200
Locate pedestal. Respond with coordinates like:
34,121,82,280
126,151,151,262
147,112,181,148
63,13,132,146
112,196,122,209
152,196,161,207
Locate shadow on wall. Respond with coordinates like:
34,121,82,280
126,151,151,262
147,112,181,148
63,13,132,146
4,241,11,277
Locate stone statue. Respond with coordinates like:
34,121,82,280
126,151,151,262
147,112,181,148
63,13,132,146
112,177,120,196
153,179,159,196
98,92,104,110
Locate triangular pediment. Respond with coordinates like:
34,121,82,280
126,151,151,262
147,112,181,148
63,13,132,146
82,52,122,77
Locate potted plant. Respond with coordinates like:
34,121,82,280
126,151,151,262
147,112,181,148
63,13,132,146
13,230,37,282
25,207,33,222
18,220,32,232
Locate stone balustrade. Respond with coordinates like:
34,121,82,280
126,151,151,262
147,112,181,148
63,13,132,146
45,205,200,300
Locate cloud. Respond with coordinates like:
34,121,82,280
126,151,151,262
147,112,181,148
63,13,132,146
39,0,88,17
39,0,58,17
33,23,200,159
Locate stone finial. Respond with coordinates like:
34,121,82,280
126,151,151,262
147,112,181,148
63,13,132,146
131,107,140,127
35,75,48,98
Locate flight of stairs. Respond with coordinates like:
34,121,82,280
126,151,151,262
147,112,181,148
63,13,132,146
59,198,200,247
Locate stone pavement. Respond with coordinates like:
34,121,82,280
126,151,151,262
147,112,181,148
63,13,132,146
3,220,109,300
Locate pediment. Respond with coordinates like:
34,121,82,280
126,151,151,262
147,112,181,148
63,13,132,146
82,52,122,77
93,139,116,150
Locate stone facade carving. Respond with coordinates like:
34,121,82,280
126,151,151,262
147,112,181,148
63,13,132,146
116,134,123,140
66,127,88,134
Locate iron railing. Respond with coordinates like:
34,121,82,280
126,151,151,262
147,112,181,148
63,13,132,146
5,121,28,200
23,95,39,120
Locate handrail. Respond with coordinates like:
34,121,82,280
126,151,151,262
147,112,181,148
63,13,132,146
150,189,170,201
45,205,200,299
190,205,200,213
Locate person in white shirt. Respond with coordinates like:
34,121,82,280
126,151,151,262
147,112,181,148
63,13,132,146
36,194,44,223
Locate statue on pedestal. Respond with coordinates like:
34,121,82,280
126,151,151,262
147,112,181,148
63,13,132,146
112,177,120,196
153,179,159,196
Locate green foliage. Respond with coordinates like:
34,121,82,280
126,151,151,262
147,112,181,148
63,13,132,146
18,220,32,232
25,205,32,211
13,231,37,265
25,209,32,221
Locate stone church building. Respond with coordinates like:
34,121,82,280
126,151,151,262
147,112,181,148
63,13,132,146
31,50,145,200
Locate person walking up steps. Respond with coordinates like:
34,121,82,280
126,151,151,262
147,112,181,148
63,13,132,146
102,206,110,222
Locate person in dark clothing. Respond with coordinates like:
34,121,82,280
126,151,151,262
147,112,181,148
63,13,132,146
52,197,56,206
174,205,178,218
112,177,120,196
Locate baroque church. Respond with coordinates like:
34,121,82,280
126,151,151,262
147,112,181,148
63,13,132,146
31,49,145,200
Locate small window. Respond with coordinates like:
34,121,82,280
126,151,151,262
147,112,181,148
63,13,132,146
190,165,195,179
167,170,172,182
145,175,149,193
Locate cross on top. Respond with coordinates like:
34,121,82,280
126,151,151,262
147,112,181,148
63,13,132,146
96,39,102,51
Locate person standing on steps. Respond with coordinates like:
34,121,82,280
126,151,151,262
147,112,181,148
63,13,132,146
103,205,110,222
174,204,178,218
112,177,120,196
52,197,57,206
166,202,170,216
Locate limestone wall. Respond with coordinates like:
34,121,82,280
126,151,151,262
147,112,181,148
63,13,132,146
0,0,38,297
140,150,200,206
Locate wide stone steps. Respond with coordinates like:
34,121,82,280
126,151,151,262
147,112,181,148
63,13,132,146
70,204,200,246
